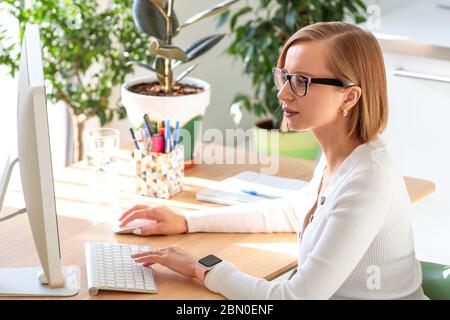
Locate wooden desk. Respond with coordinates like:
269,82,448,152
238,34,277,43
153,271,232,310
0,148,435,299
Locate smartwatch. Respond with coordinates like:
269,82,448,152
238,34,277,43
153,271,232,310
195,254,222,284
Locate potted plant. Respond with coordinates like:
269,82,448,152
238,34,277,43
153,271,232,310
122,0,239,162
0,0,151,163
222,0,367,160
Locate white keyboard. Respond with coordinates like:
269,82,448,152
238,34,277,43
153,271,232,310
84,241,157,295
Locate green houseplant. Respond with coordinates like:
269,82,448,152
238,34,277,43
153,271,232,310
222,0,367,159
121,0,239,162
0,0,150,162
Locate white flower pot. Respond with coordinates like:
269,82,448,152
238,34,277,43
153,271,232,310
121,75,211,127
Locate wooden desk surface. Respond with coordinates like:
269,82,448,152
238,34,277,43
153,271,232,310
0,147,435,299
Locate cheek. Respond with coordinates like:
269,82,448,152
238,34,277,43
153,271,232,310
301,90,334,117
312,89,342,114
298,90,341,125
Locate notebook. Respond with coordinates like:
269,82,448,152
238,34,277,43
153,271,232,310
196,171,308,206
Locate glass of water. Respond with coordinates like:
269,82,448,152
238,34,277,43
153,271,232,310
86,128,119,206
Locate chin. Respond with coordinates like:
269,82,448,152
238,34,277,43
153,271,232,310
286,120,307,131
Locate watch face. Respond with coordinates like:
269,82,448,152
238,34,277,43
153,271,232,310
199,254,222,267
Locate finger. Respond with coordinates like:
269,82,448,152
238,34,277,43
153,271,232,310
118,205,148,221
143,263,155,267
119,208,158,227
131,251,149,258
131,248,165,258
133,223,162,236
134,253,166,265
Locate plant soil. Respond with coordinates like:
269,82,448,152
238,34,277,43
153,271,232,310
128,82,204,96
255,118,276,130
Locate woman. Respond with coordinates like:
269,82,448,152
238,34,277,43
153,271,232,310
119,22,426,299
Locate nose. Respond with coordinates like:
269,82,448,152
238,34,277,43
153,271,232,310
277,80,295,102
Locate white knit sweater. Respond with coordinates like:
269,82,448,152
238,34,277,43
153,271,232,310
186,138,426,300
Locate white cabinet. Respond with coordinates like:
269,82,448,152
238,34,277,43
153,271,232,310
382,52,450,264
383,53,450,196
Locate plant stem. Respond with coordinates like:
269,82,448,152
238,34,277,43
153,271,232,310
163,57,173,94
167,0,174,45
163,0,174,94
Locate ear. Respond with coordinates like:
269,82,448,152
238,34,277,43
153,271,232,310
342,86,362,111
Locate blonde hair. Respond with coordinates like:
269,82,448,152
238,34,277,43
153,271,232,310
278,22,388,143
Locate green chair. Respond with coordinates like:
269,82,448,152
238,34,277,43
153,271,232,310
180,115,203,162
252,127,321,161
421,261,450,300
287,261,450,300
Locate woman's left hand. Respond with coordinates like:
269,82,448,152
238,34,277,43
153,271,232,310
131,246,198,279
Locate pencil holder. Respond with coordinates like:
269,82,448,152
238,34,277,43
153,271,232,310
133,144,184,199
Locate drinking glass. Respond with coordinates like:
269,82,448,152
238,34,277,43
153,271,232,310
86,128,119,207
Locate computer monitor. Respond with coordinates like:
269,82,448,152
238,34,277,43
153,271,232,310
0,24,79,296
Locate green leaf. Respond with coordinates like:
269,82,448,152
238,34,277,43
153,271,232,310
216,10,230,29
132,0,179,41
184,34,225,62
175,64,197,83
230,6,252,30
177,0,240,32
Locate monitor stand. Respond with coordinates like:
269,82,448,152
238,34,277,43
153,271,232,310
0,151,80,297
0,266,80,297
0,150,26,221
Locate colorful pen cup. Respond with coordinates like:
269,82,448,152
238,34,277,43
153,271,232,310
132,144,184,199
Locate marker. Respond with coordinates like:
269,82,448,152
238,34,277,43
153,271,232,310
240,189,279,199
151,134,164,153
151,122,158,136
159,121,165,137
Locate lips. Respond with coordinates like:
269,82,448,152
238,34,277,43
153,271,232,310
282,106,299,118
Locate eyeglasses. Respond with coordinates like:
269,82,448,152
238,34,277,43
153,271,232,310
273,68,355,97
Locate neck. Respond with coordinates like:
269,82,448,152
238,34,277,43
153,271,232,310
312,126,362,175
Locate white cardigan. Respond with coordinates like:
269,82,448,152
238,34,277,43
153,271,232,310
186,138,426,300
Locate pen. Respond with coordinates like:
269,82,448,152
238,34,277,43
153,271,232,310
135,129,147,152
143,113,153,135
167,119,174,150
129,128,140,150
173,120,180,147
165,120,171,153
240,189,279,199
143,125,152,150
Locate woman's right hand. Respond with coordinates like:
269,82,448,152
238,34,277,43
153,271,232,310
118,205,188,236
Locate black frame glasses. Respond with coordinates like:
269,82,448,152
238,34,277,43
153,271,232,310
273,68,355,97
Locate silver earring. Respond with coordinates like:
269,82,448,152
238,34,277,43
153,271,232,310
343,109,348,117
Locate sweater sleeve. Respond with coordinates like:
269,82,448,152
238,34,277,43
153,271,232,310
203,169,393,299
185,156,326,234
185,182,314,233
